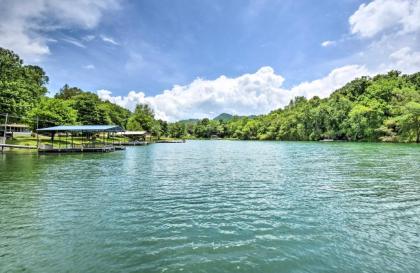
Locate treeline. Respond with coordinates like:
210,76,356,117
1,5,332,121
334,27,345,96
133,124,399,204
0,47,164,135
1,47,419,142
167,71,420,142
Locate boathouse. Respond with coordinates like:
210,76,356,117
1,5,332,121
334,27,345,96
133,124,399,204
118,131,150,140
115,130,152,145
37,125,125,153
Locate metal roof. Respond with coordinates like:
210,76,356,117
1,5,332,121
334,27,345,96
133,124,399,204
118,131,149,135
37,125,124,132
7,124,30,128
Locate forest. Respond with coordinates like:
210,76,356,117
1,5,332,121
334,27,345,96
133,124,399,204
174,71,420,142
1,47,419,142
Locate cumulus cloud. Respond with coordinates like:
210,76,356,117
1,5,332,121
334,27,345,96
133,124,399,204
0,0,119,62
389,47,420,73
290,65,370,99
98,65,372,121
349,0,420,38
347,0,420,74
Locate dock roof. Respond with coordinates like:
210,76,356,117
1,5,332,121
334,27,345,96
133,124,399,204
118,131,149,136
37,125,124,132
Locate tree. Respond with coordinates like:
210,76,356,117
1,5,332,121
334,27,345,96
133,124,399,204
159,120,169,136
126,104,156,132
70,93,104,125
100,101,131,128
54,84,83,99
169,122,186,138
346,101,384,141
398,102,420,143
0,47,48,116
26,97,77,130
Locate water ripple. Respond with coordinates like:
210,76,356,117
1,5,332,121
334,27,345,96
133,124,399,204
0,141,419,272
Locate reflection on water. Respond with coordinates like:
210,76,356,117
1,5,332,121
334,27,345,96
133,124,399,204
0,141,419,273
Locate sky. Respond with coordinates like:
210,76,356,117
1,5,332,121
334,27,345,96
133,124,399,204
0,0,419,121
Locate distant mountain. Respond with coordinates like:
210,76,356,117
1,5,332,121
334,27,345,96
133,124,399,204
213,113,257,121
213,113,234,121
177,113,255,124
178,118,200,124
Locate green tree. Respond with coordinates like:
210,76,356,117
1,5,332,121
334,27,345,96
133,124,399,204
26,97,77,130
100,101,131,128
70,93,104,125
397,102,420,143
126,104,156,132
169,122,186,138
54,84,83,99
0,48,48,116
346,101,384,141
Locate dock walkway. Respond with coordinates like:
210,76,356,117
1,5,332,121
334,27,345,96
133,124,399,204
115,141,148,146
38,145,125,153
0,144,38,150
155,140,185,143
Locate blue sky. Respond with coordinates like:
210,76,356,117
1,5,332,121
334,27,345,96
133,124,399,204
1,0,419,120
43,0,365,93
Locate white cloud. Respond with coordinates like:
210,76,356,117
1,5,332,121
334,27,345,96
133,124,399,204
0,0,119,62
346,0,420,74
349,0,420,38
98,65,371,121
389,47,420,73
401,0,420,33
83,64,95,70
321,40,336,47
100,35,119,45
98,90,148,113
290,65,370,99
62,37,86,48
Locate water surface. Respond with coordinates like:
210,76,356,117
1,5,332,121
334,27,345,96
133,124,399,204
1,141,419,272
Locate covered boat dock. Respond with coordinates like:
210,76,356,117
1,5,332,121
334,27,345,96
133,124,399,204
115,130,151,146
37,125,125,153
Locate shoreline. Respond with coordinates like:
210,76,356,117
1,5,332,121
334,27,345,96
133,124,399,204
2,136,418,154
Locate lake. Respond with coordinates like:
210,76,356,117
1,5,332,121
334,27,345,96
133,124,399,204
0,141,419,273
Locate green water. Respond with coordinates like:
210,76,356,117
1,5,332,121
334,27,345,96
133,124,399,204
0,141,419,273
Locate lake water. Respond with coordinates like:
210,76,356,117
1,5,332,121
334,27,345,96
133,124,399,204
1,141,419,273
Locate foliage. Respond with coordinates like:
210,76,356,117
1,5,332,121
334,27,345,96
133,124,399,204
26,97,77,130
54,84,83,99
0,47,48,116
56,87,130,128
167,71,420,142
126,104,157,132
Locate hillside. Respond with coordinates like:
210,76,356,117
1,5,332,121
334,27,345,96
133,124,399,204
213,113,233,121
168,71,420,142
